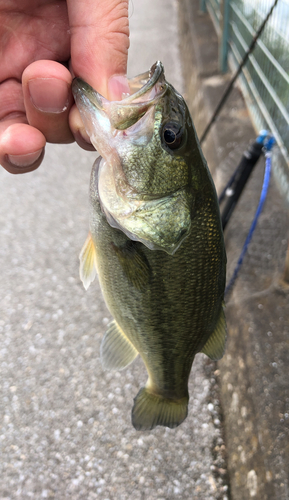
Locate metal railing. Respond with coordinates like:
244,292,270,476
200,0,221,35
200,0,289,180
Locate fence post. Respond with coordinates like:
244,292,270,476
200,0,206,13
219,0,231,72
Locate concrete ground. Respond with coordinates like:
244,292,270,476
0,1,229,499
180,1,289,499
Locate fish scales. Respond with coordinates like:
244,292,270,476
119,110,189,194
73,62,226,430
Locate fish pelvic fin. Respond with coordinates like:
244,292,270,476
132,387,188,431
201,304,227,360
79,232,97,290
101,320,138,371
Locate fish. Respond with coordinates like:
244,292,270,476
72,61,227,431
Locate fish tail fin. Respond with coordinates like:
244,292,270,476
132,387,188,431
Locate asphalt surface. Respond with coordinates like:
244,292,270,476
0,1,229,499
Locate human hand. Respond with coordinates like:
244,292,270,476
0,0,129,174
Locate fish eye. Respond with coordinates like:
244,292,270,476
162,122,183,150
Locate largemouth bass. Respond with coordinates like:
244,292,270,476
72,62,226,431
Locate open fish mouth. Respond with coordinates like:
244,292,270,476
73,62,191,255
126,60,165,96
72,61,167,132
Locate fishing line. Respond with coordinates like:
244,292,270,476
200,0,280,144
224,135,275,297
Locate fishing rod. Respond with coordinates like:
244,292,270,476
219,131,269,231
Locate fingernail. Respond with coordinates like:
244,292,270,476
7,149,43,167
108,75,130,101
28,78,69,113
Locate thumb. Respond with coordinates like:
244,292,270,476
67,0,130,99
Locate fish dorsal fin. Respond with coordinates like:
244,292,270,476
201,305,227,360
101,320,138,371
132,386,188,431
111,241,151,291
79,232,97,290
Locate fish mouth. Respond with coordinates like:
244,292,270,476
72,61,167,132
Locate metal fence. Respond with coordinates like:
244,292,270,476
200,0,289,176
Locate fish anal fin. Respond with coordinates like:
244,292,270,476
101,320,138,371
79,232,97,290
201,305,227,360
111,241,150,291
132,387,188,431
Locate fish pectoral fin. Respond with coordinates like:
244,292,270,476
101,320,138,371
111,241,151,291
79,232,97,290
132,387,188,431
201,305,227,360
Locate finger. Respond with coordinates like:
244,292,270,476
0,120,46,174
22,60,74,144
67,0,130,98
68,105,95,151
0,79,46,173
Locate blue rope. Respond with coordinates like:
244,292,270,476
225,135,275,297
